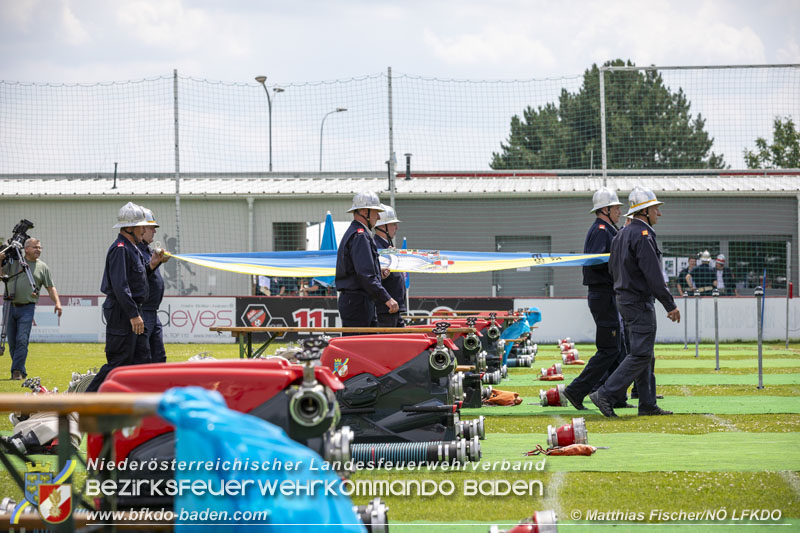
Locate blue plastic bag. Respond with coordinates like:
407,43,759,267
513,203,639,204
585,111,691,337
500,308,541,363
157,387,365,532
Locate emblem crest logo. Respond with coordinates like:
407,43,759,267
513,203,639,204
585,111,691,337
333,357,349,378
38,484,72,524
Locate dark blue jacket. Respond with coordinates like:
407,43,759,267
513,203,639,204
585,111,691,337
101,234,149,321
689,263,715,295
609,219,676,312
582,217,618,291
373,232,407,314
335,221,391,303
138,242,165,311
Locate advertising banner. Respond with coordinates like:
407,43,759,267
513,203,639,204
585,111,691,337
159,297,236,343
234,296,515,342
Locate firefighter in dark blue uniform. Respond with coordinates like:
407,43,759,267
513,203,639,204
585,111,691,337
335,191,399,333
139,208,169,363
687,250,716,296
373,204,407,328
562,187,632,411
86,203,165,392
590,187,681,417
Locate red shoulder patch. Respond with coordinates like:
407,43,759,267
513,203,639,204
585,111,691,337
598,224,606,229
641,230,649,236
117,242,125,247
357,228,364,233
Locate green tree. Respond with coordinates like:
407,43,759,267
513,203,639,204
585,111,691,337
491,59,725,170
744,116,800,169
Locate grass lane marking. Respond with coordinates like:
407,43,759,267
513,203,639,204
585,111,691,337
778,471,800,499
542,414,567,518
702,414,739,432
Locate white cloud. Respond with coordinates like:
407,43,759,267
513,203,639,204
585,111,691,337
112,0,250,59
776,38,800,63
570,1,767,67
423,26,557,69
61,0,90,45
0,0,40,31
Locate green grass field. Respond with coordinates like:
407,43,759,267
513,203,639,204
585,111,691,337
0,341,798,531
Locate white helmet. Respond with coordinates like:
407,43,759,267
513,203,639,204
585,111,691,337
141,208,160,227
625,186,663,217
716,254,726,265
699,250,712,263
112,202,148,229
375,204,401,227
590,187,623,214
347,190,385,213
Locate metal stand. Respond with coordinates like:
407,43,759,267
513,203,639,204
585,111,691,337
694,289,700,358
0,243,36,356
713,288,720,370
683,292,688,349
755,286,764,389
786,241,791,349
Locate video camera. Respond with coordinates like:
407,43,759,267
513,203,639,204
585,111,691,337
1,219,34,265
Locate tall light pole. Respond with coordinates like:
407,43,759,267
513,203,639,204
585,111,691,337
255,75,284,172
319,107,347,171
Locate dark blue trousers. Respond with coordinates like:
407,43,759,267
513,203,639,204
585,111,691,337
86,305,151,392
6,303,35,378
143,309,166,363
597,301,658,413
566,291,624,403
338,291,377,335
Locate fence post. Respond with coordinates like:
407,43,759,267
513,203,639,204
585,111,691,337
683,292,688,349
755,285,764,389
173,68,182,295
387,66,396,209
787,241,791,349
598,67,607,187
694,289,700,358
713,288,720,370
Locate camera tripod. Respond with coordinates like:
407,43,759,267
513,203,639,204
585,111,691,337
0,241,36,356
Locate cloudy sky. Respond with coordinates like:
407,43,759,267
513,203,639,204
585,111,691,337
1,0,798,84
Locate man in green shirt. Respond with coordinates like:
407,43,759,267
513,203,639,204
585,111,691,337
1,238,62,380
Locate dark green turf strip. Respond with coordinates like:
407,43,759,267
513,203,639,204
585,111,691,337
478,432,800,472
391,522,799,532
500,372,800,387
463,395,800,416
654,358,800,368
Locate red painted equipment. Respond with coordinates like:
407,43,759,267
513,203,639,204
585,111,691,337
558,341,574,352
87,349,351,508
547,417,588,448
539,384,568,407
489,510,558,532
561,349,583,365
540,364,562,377
319,331,483,443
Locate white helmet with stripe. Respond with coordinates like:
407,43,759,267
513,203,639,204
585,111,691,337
625,186,663,217
112,202,148,229
590,187,623,214
347,191,385,213
375,204,401,227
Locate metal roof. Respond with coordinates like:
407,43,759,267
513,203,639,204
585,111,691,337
2,171,799,198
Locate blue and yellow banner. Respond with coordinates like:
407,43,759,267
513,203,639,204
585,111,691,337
169,249,609,277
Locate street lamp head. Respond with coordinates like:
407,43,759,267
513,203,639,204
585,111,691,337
336,107,347,112
274,87,285,93
255,75,267,84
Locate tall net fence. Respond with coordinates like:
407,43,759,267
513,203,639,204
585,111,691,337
2,64,798,174
0,64,798,299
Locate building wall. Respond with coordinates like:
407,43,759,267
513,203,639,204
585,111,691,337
0,194,796,298
396,195,799,297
